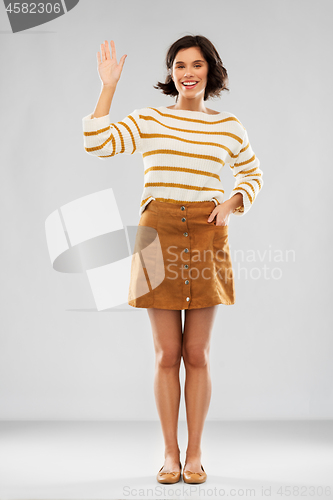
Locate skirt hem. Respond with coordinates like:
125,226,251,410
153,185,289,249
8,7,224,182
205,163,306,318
127,299,235,310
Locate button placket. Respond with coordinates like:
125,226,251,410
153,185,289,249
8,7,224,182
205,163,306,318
180,205,191,307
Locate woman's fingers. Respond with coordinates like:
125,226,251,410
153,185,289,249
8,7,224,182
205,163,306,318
119,54,127,69
104,39,111,60
110,40,116,62
98,40,122,67
100,42,105,62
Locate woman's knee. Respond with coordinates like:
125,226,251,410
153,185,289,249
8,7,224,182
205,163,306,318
182,345,209,368
156,348,182,368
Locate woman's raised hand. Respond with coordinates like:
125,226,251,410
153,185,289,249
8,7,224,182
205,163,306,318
97,40,127,88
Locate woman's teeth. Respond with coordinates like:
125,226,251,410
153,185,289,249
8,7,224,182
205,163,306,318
182,82,198,88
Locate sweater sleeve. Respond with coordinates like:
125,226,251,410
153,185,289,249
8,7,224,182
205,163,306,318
82,108,143,159
227,125,264,216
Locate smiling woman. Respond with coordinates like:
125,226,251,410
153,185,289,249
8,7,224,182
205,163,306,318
82,33,263,487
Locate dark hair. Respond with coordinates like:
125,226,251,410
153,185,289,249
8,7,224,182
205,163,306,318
153,34,230,101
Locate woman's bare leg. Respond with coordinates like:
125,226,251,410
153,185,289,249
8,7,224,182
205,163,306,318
182,305,218,472
147,307,183,472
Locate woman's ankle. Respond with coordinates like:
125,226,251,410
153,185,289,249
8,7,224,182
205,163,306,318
185,447,202,461
164,446,180,460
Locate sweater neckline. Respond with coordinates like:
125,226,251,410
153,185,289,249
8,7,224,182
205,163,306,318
158,106,225,118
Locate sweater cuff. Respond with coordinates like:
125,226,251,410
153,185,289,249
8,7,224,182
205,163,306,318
229,190,250,217
82,112,110,132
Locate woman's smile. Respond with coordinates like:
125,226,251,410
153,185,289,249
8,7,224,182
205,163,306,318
182,81,199,89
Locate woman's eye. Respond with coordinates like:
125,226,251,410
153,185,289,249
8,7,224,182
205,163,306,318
176,65,201,69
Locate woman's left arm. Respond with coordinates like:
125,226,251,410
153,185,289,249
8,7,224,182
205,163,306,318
227,127,264,216
208,126,263,226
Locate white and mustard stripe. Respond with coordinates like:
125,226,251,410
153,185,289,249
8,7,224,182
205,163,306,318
82,106,263,217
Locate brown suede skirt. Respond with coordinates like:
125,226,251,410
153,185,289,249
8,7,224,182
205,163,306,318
128,199,235,310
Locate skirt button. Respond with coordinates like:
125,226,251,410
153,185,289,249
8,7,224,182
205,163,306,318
181,217,186,222
185,280,189,285
183,232,188,237
184,248,189,253
184,264,189,269
181,206,185,211
186,297,190,301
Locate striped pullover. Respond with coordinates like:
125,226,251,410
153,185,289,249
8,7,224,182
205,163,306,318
82,106,263,217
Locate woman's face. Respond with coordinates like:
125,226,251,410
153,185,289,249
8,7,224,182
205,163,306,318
171,46,209,101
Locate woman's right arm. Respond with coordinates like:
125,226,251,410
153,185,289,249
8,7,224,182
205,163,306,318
82,40,143,158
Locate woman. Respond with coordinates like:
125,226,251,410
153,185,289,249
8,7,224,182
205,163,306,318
82,35,263,484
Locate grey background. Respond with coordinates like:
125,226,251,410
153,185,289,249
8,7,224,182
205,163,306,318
1,0,332,421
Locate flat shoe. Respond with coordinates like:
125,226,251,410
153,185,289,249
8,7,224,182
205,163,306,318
183,463,207,484
156,461,182,484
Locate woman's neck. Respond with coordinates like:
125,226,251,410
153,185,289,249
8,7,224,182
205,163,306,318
171,97,207,113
